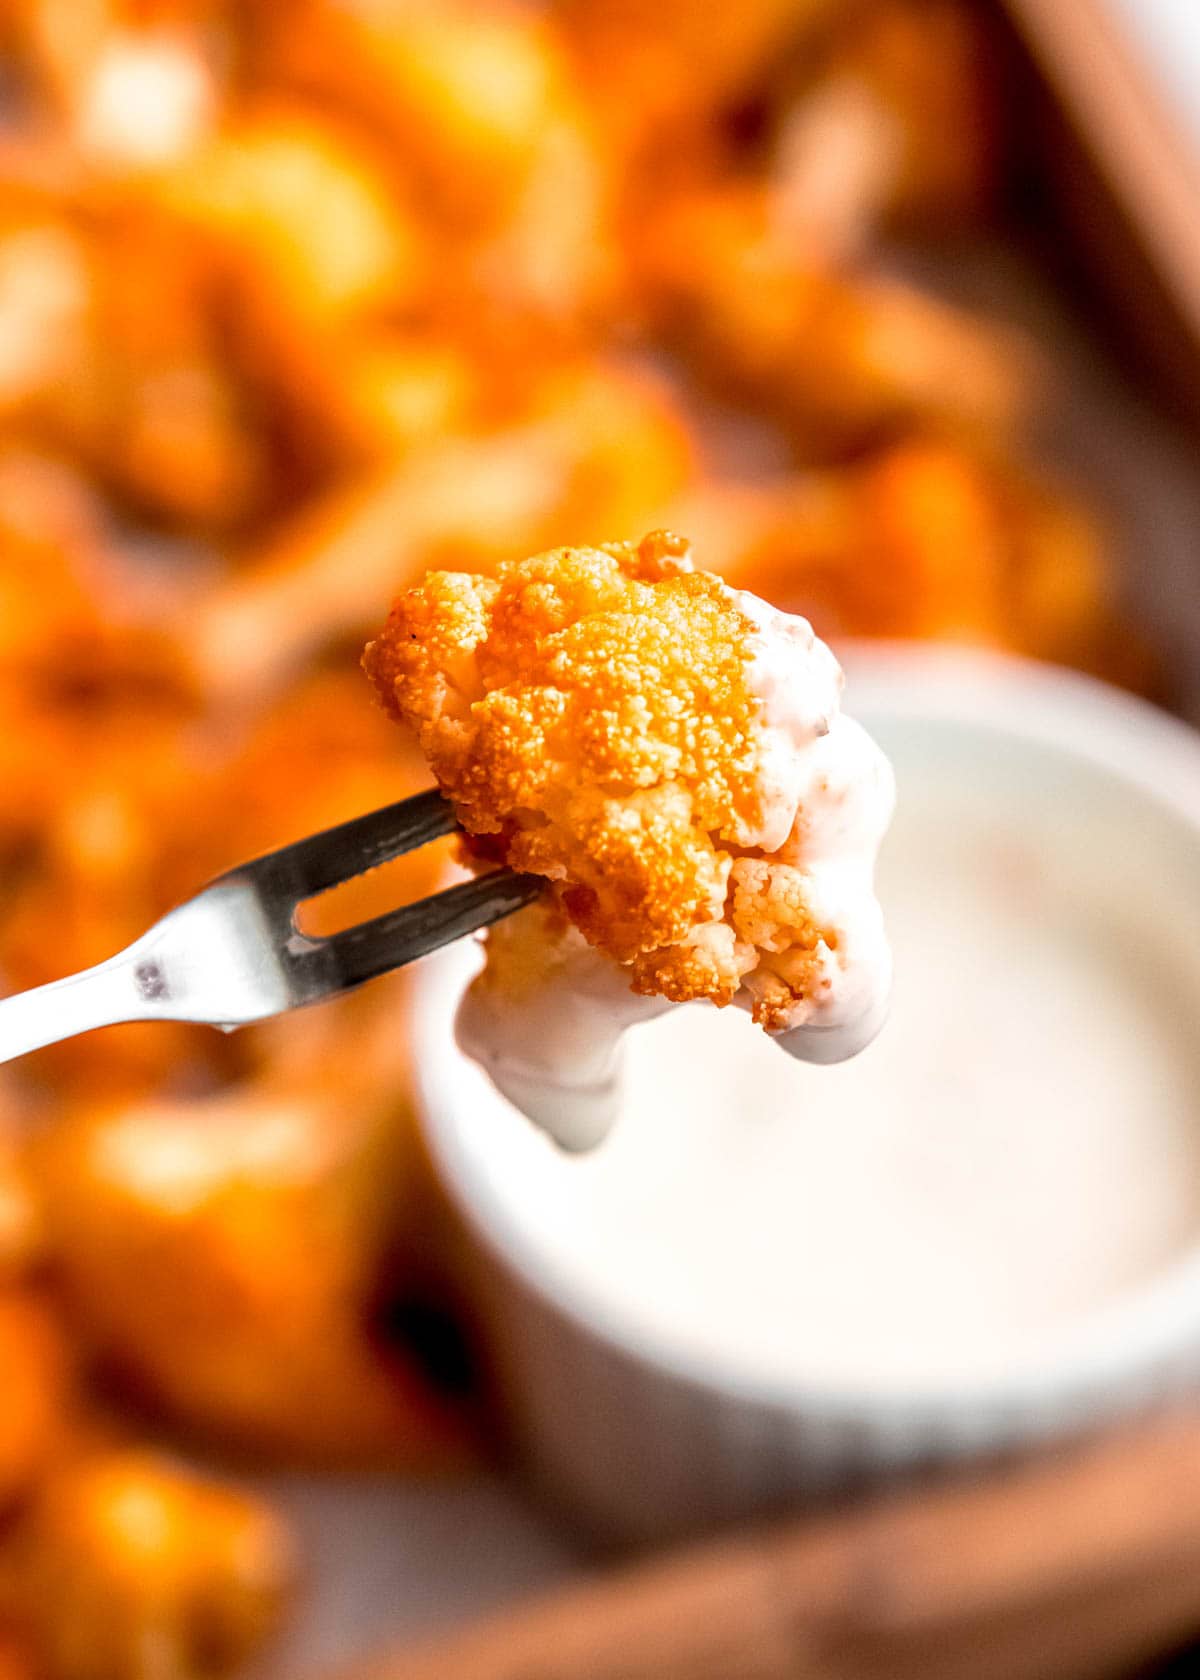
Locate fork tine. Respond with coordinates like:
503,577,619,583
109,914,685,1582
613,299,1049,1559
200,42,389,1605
287,869,543,999
0,792,543,1061
238,786,458,906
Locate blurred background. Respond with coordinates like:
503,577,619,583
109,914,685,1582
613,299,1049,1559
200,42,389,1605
2,2,1200,1678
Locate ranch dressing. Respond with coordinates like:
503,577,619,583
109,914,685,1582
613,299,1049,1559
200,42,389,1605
460,720,1200,1391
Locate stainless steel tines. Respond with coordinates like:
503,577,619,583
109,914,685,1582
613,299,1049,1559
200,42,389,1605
0,789,540,1066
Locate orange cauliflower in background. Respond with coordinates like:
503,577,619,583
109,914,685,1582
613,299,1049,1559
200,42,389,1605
365,531,888,1032
0,1449,294,1680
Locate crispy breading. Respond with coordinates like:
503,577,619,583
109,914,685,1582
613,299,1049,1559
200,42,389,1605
366,533,838,1020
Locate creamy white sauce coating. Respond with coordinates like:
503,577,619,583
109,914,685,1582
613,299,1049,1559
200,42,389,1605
733,589,894,1055
456,925,670,1153
456,585,894,1149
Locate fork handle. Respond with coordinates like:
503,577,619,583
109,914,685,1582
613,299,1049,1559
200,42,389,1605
0,953,148,1065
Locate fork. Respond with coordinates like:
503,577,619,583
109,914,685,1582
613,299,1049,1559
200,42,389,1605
0,789,542,1066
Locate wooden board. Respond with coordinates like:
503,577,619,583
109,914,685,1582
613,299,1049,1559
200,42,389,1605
1005,0,1200,345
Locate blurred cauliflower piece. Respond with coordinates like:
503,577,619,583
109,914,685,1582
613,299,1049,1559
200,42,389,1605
365,532,893,1145
637,181,1033,457
62,210,264,531
0,1294,70,1515
34,1066,474,1465
263,0,615,325
268,0,574,219
0,205,264,531
156,107,426,484
192,359,693,700
308,337,479,471
167,110,422,330
684,439,1142,684
0,1450,294,1680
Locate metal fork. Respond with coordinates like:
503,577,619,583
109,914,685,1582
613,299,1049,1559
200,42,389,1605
0,789,541,1066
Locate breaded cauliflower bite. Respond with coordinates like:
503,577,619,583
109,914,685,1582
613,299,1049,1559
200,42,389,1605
365,532,893,1145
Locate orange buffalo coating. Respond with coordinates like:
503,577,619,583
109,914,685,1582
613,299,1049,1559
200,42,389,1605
366,532,836,1018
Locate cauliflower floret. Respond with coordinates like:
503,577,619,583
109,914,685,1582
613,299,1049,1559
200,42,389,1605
365,531,893,1067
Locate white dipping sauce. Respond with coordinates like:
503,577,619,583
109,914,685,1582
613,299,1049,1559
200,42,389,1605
446,706,1200,1394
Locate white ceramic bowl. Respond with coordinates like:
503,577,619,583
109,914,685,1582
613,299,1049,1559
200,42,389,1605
413,648,1200,1545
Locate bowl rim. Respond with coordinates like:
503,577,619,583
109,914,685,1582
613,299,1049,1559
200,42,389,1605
413,645,1200,1423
